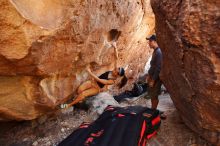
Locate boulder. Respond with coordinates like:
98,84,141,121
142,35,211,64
151,0,220,144
0,0,155,121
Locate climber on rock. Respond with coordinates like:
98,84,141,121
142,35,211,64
146,34,166,119
61,42,127,109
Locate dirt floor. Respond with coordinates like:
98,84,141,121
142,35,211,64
0,93,213,146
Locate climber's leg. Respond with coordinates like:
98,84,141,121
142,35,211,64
67,87,99,108
57,81,93,105
77,80,93,94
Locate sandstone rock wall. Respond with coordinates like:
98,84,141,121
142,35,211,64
151,0,220,144
0,0,154,121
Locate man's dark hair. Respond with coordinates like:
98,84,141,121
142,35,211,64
146,34,156,41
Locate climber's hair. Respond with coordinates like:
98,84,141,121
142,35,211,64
118,68,128,88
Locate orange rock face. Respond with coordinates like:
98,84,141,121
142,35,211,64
0,0,154,121
151,0,220,144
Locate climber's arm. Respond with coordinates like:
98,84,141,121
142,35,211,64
86,66,115,85
112,42,118,70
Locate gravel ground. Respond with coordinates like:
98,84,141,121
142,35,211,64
0,93,212,146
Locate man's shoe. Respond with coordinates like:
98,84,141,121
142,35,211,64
159,111,167,120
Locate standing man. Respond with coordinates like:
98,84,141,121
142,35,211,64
146,35,163,111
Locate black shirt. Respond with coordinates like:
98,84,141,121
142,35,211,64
148,47,162,81
97,71,111,88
